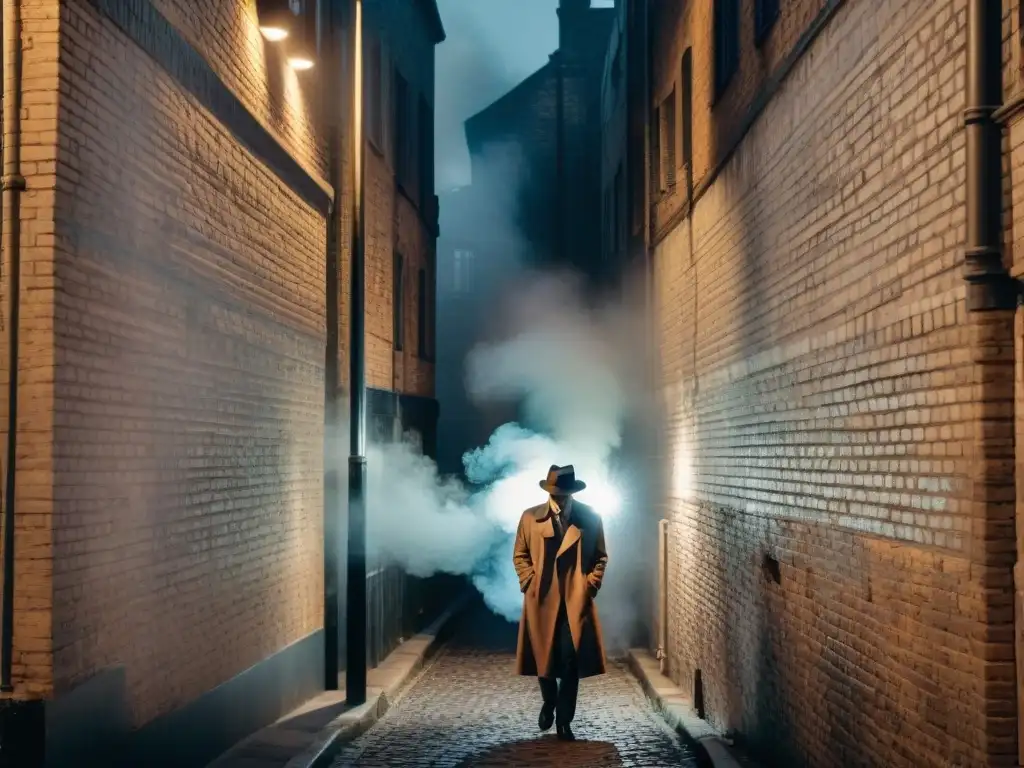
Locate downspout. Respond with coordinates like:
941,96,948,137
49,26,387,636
320,0,342,692
964,0,1015,312
657,518,668,673
0,0,25,693
633,0,666,675
964,1,1021,762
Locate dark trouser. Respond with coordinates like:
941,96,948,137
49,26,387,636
539,608,579,724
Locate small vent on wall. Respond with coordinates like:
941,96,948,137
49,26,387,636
762,553,781,585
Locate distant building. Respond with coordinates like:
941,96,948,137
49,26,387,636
436,0,614,476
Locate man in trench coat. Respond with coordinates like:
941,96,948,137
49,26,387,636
513,464,608,741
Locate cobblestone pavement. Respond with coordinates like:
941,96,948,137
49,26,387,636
331,603,698,767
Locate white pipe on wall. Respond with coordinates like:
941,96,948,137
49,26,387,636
657,518,669,674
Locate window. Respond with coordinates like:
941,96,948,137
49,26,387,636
755,0,780,46
713,0,739,100
680,48,693,176
659,87,676,192
649,103,660,199
453,249,473,293
417,268,427,358
367,36,384,148
394,70,412,184
418,96,433,209
393,253,404,351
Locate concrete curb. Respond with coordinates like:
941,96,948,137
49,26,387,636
627,649,749,768
283,591,473,768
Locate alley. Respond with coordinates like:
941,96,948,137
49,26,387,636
330,603,698,768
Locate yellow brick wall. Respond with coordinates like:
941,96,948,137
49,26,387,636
0,0,62,699
45,0,326,726
651,0,1016,764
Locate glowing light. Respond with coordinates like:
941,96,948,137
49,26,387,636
473,462,624,528
575,477,623,518
288,56,314,71
260,26,289,42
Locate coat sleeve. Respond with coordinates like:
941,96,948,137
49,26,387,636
512,515,534,592
587,515,608,594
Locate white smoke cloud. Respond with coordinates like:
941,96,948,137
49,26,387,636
365,270,650,647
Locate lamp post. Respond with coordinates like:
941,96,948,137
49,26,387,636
344,0,369,707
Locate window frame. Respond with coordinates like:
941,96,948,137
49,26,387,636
680,48,693,184
713,0,740,101
366,35,384,150
393,252,405,351
659,86,677,192
754,0,780,47
393,68,410,183
417,267,428,359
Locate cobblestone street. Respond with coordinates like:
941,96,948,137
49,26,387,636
331,603,698,767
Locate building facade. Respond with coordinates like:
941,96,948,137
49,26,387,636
435,0,613,480
619,0,1024,765
0,0,441,765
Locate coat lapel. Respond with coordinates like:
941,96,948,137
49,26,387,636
556,520,581,558
532,504,556,538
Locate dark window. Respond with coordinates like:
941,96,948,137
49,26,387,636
659,87,676,192
394,70,411,183
453,249,473,293
713,0,739,100
417,268,427,358
649,103,660,200
418,96,433,208
755,0,780,46
426,250,436,359
393,253,404,351
680,48,693,176
367,36,384,148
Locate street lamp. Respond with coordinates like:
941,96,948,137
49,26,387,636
344,0,368,707
256,0,299,42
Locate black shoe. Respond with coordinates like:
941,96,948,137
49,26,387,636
539,704,555,731
556,724,575,741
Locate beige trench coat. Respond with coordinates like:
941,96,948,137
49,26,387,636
512,500,608,678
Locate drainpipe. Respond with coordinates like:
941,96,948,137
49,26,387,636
964,0,1016,312
964,2,1021,763
320,0,342,692
345,0,369,707
657,518,668,673
1,0,25,693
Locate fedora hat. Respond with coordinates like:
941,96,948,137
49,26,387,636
539,464,587,495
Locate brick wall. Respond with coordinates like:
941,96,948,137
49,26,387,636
44,0,327,727
0,0,63,699
651,0,1018,765
358,0,437,401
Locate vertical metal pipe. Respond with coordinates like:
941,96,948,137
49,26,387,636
657,518,668,674
320,0,342,692
964,0,1015,311
1,0,24,693
345,0,368,707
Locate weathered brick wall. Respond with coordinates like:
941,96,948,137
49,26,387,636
150,0,326,175
359,0,436,400
652,0,1017,765
50,0,326,726
0,0,63,699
